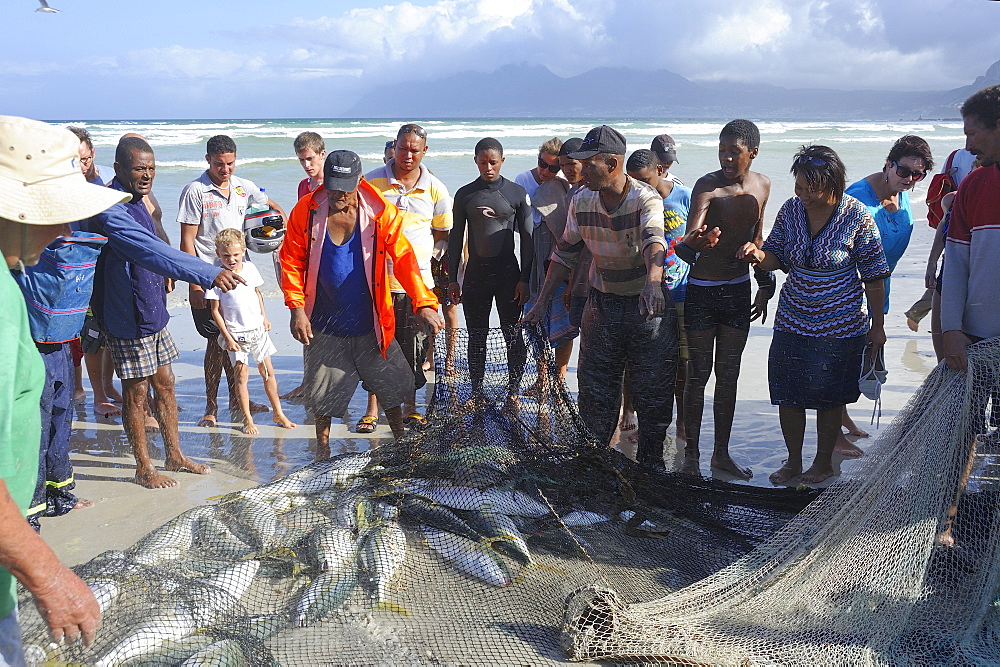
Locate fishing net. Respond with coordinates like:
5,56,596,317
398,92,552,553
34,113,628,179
18,326,824,666
564,336,1000,666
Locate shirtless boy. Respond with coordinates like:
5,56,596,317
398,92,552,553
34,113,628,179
675,120,774,480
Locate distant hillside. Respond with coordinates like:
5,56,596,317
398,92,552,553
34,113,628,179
344,59,1000,120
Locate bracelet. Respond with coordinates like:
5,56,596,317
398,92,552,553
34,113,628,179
674,241,698,265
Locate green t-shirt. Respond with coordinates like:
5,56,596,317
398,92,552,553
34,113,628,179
0,269,43,617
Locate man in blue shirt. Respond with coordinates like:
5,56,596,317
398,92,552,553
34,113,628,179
86,136,245,489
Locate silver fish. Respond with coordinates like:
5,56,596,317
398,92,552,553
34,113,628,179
194,514,254,560
115,635,217,667
420,526,511,587
408,484,550,517
93,606,197,667
131,511,203,565
293,569,358,627
357,522,407,605
179,638,246,667
561,510,611,527
87,578,120,614
308,525,356,572
463,511,533,565
219,496,277,549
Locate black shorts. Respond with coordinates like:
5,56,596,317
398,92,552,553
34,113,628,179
684,280,752,332
191,305,220,339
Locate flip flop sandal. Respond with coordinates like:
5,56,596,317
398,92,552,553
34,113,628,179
356,415,379,434
404,413,429,430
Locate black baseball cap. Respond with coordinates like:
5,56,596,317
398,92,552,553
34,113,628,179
324,150,362,192
651,134,679,163
559,137,584,157
568,125,627,159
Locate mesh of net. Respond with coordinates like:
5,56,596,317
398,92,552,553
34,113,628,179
19,325,872,667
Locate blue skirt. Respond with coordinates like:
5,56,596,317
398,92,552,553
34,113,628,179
768,330,866,409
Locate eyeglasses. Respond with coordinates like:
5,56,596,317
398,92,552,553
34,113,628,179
79,155,94,166
537,158,560,174
891,161,926,182
796,155,827,166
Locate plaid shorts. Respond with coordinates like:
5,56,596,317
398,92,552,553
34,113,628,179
104,328,180,380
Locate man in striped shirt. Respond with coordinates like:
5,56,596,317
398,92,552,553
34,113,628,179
525,125,676,470
361,123,453,431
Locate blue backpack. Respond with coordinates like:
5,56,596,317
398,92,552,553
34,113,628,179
13,232,108,344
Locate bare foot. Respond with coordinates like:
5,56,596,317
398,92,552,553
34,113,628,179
834,434,865,458
164,457,211,475
711,453,753,480
935,524,955,547
74,389,87,403
105,386,123,403
906,317,919,332
73,498,94,509
242,422,259,435
681,453,701,476
248,401,270,414
145,414,160,433
94,402,122,418
769,463,802,485
135,468,178,489
280,384,305,400
274,416,296,429
198,414,217,428
799,464,836,484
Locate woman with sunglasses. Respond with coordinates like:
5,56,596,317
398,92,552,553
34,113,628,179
846,135,934,313
841,135,934,451
737,145,889,485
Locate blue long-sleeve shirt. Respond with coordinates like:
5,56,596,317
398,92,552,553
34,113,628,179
85,180,220,339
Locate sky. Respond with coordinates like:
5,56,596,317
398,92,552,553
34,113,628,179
3,0,999,120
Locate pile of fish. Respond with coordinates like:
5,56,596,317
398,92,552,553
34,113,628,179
21,450,635,666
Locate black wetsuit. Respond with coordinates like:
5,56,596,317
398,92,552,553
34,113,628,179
450,176,533,393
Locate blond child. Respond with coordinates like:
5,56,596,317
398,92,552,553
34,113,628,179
206,228,295,434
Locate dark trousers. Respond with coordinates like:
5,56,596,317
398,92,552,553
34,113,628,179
578,287,678,467
28,343,77,531
463,258,526,393
392,293,430,391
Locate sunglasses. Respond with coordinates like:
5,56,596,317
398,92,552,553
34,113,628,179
891,161,926,182
537,158,561,174
796,155,827,166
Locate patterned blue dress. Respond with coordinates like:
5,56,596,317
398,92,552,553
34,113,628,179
763,195,890,408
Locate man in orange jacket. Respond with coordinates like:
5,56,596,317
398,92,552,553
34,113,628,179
279,150,444,455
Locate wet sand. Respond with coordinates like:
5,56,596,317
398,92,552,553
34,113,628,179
39,219,941,567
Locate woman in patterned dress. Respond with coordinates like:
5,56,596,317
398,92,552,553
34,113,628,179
737,145,890,485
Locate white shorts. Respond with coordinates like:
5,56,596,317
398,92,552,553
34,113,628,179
217,326,277,366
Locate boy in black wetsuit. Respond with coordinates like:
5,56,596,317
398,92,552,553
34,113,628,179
448,138,533,403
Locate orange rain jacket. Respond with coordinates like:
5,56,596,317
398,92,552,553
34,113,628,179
279,178,439,358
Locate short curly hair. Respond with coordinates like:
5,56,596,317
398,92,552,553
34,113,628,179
626,149,658,173
214,227,246,249
961,84,1000,130
720,119,760,150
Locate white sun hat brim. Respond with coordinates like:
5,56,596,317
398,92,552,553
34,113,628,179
0,116,131,225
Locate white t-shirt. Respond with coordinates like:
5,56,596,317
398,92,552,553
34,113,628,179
514,170,542,227
177,172,268,262
204,260,265,333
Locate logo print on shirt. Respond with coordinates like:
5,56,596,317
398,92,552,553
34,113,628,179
476,206,499,219
234,186,246,197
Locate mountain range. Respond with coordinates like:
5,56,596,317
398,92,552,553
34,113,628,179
344,59,1000,120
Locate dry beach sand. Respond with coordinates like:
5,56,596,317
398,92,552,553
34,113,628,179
39,216,942,568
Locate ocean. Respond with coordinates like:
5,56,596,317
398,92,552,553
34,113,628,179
66,117,965,300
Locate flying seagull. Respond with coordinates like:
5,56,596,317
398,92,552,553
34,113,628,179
36,0,59,12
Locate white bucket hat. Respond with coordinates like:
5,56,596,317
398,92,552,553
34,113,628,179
0,115,130,225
